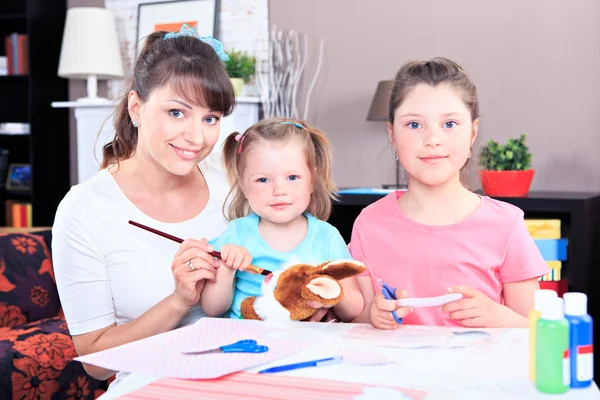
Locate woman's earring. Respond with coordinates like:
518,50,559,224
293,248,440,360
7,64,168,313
132,120,138,128
394,152,399,161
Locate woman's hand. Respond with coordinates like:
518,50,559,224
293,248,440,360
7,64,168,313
219,244,252,271
369,289,413,330
171,238,219,309
441,286,508,328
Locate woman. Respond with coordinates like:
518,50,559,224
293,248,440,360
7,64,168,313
53,25,332,389
52,26,236,387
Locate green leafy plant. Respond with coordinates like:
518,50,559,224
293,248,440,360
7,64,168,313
225,49,256,83
479,133,532,171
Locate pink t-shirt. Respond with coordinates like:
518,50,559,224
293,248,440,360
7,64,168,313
348,191,549,326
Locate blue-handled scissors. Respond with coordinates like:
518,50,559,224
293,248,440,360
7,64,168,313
182,339,269,355
375,278,403,324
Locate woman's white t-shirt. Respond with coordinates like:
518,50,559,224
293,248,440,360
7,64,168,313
52,165,230,363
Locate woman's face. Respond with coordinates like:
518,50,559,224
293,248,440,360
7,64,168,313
128,83,223,176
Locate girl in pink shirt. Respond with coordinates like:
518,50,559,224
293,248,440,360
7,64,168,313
348,58,548,329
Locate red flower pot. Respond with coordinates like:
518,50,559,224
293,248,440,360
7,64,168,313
479,170,535,197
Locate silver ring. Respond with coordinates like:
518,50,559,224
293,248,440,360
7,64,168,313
187,259,196,271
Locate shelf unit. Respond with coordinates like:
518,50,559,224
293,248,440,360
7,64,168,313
0,0,69,227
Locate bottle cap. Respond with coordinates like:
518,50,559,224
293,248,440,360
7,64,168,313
563,292,587,316
534,289,557,311
541,297,564,321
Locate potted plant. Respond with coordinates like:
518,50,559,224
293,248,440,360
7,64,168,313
479,133,534,197
225,49,256,97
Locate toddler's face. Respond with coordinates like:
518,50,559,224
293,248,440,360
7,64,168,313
241,137,313,225
131,83,222,176
388,83,478,188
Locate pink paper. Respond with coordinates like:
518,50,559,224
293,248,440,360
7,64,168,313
344,325,508,350
75,318,311,379
337,348,393,366
343,325,455,348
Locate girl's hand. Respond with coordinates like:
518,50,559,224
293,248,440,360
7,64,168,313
171,238,219,309
441,286,506,328
369,290,413,330
309,308,337,322
219,244,252,271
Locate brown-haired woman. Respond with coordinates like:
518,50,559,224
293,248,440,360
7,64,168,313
52,25,236,388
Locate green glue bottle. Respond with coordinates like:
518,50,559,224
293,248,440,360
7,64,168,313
536,296,570,394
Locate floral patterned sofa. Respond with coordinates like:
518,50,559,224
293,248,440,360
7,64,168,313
0,229,109,399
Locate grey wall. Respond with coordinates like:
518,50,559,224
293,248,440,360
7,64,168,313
270,0,600,191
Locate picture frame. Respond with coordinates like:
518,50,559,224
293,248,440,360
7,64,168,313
6,163,31,191
136,0,220,45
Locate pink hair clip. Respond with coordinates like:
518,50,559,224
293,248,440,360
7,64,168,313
235,133,245,154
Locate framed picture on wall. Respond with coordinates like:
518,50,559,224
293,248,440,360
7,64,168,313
137,0,220,45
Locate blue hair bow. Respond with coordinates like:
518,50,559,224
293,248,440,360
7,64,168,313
280,121,306,129
163,24,230,62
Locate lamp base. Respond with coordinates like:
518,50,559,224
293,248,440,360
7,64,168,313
74,96,113,105
71,75,112,105
381,160,407,190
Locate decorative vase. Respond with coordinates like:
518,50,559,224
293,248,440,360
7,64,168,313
230,78,244,97
479,170,535,197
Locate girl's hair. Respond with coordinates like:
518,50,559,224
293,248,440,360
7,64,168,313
388,57,480,189
222,118,337,221
100,31,236,168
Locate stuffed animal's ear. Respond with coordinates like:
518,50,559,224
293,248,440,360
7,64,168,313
318,259,366,281
305,276,341,299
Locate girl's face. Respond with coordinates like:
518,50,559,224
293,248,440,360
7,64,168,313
240,137,314,225
388,83,478,188
128,83,223,176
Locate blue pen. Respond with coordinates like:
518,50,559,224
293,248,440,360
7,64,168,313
258,356,343,374
375,278,403,324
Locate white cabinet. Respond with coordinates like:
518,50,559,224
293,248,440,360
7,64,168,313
52,97,261,184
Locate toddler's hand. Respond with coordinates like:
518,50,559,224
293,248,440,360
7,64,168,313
219,244,252,272
369,289,413,330
441,286,506,328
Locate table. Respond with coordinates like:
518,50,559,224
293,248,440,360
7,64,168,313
99,322,600,400
328,190,600,378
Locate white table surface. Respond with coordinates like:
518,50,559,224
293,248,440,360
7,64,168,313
99,321,600,400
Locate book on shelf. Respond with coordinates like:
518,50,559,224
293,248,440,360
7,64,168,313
3,33,28,75
4,200,31,227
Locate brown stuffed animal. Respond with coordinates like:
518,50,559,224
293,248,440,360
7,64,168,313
240,259,366,321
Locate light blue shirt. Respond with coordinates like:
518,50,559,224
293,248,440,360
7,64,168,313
209,212,351,319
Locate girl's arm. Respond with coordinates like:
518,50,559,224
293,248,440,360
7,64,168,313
200,244,252,316
199,264,236,316
333,276,365,322
502,277,540,323
444,279,540,328
350,275,376,323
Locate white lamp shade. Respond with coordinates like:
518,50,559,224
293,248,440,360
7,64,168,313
58,7,124,80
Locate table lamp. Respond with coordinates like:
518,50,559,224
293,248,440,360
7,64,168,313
57,7,124,104
367,80,406,189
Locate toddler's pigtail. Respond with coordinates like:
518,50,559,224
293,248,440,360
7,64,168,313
304,125,337,221
222,131,251,220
